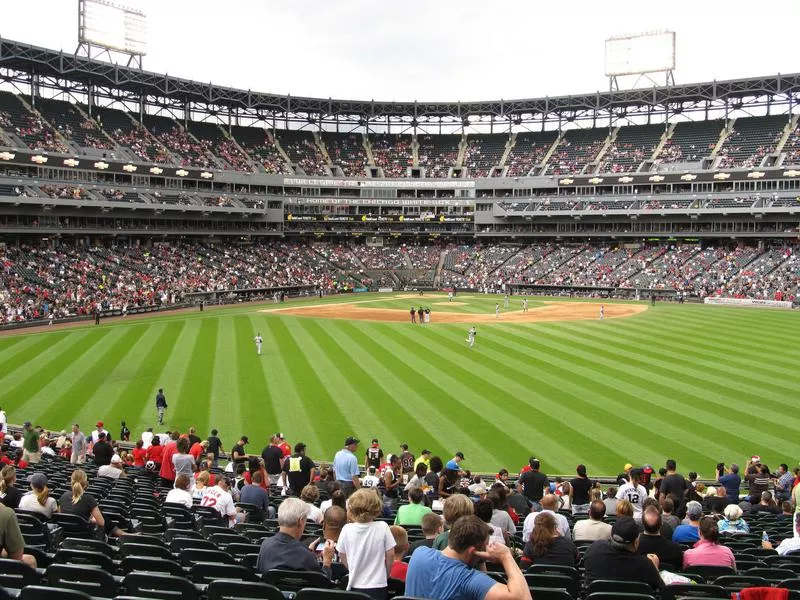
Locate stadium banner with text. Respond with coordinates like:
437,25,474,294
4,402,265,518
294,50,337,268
378,287,394,293
703,297,792,309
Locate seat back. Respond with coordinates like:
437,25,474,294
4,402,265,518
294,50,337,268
121,556,184,577
295,590,372,600
52,548,115,573
45,563,118,598
205,580,285,600
51,514,94,539
120,542,173,560
60,537,116,559
524,574,579,598
660,583,728,600
0,557,40,589
262,569,335,593
178,548,235,567
123,572,198,600
189,562,259,584
587,580,654,596
20,586,93,600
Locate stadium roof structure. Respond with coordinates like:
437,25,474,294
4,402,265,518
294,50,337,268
1,37,800,131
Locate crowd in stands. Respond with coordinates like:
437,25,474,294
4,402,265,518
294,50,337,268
109,124,173,164
14,114,69,154
0,411,799,599
156,127,217,169
371,135,413,178
0,241,797,324
215,138,252,172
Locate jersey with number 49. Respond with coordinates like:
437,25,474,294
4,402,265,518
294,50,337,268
616,482,647,514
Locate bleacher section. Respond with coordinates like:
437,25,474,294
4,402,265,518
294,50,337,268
34,98,113,152
716,115,788,169
418,134,460,178
463,134,507,177
276,130,327,176
323,132,368,177
142,114,216,168
370,134,413,178
0,92,69,153
601,124,665,173
505,131,559,177
229,125,288,174
658,120,725,164
187,122,251,172
93,106,172,164
547,128,609,175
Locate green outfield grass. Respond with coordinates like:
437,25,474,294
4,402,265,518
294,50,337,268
1,293,798,477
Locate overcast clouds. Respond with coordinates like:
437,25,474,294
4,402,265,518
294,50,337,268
2,1,799,102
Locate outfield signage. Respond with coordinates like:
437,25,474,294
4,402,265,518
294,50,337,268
704,297,793,309
286,214,472,222
284,178,475,189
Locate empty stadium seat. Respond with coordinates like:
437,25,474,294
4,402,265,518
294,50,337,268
205,580,284,600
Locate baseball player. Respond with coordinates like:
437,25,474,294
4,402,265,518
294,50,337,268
522,298,528,312
466,326,477,349
254,333,263,355
503,294,509,309
495,303,500,318
599,305,605,320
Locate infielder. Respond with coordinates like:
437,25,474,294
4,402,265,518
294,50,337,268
522,298,528,312
255,333,263,355
495,303,500,318
466,326,477,349
503,294,509,309
599,305,605,320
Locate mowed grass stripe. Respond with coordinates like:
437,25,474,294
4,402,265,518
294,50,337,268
0,329,94,390
234,316,278,437
326,320,477,460
74,323,169,428
353,322,513,469
173,318,219,434
6,329,112,417
267,318,349,452
0,335,56,373
296,318,435,451
207,318,242,445
606,317,800,381
555,322,800,420
506,324,797,460
37,326,148,426
256,316,323,452
130,320,201,432
106,320,186,429
421,324,653,472
480,324,745,466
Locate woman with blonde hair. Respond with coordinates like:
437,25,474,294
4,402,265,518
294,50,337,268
192,470,211,501
337,488,395,599
0,465,22,509
19,473,57,518
300,485,323,524
432,493,475,550
59,469,124,536
615,499,634,518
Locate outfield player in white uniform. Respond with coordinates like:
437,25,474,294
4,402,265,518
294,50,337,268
522,298,528,312
254,333,263,355
503,294,509,309
466,326,477,349
599,305,605,320
495,303,500,318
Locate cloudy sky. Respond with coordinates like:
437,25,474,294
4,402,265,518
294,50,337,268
2,0,799,102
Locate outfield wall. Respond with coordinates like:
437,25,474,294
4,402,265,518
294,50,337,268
704,297,793,309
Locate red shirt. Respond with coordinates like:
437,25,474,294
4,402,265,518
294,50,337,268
132,447,147,467
189,442,203,461
146,445,164,464
278,442,291,457
390,561,408,582
243,469,269,490
160,441,178,480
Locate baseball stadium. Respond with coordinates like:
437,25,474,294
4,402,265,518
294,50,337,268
0,2,799,598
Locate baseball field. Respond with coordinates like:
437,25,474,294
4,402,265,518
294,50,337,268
0,292,797,477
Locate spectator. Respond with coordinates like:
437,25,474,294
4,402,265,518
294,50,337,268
59,469,124,537
433,494,475,550
230,435,249,469
282,442,315,496
0,466,22,509
389,525,409,582
636,505,683,572
475,498,507,546
603,486,618,516
395,487,432,526
146,435,163,471
334,436,361,497
200,477,238,527
521,512,579,568
573,500,612,541
522,494,570,541
21,422,41,464
672,501,703,543
751,491,780,515
705,486,728,515
92,432,113,467
409,512,443,556
262,435,283,486
159,431,179,486
239,471,273,519
569,464,593,515
616,468,647,517
257,497,335,578
745,464,772,504
718,504,750,534
0,502,36,568
192,470,211,501
488,488,517,538
164,474,194,509
18,473,57,519
660,497,680,530
300,484,323,524
683,516,736,570
131,441,147,467
406,515,531,600
308,505,347,559
775,464,794,503
70,424,87,464
206,429,224,467
98,454,126,479
337,488,396,599
584,517,663,590
517,458,548,510
717,463,741,505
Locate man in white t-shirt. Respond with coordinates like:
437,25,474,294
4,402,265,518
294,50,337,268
201,478,238,527
521,494,570,541
0,407,7,436
361,466,381,489
141,428,154,449
91,421,109,444
616,468,647,517
98,455,125,480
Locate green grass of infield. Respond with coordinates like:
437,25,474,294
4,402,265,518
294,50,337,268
1,292,799,477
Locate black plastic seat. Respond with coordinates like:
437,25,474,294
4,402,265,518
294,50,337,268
119,543,173,560
123,572,198,600
713,575,769,593
178,548,235,567
189,562,259,584
261,569,335,593
586,580,654,596
660,584,728,600
61,538,117,559
20,586,92,600
51,514,95,540
295,590,371,600
53,548,116,573
45,563,118,598
0,557,40,590
527,589,573,600
169,537,217,553
524,574,578,599
121,556,184,577
205,580,284,600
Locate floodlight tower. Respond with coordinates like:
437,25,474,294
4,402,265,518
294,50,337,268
75,0,147,68
605,31,676,92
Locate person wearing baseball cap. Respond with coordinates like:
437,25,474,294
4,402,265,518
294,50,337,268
414,449,431,472
231,436,249,467
277,433,291,458
98,454,126,480
282,442,316,496
19,473,56,519
334,436,360,497
90,421,109,445
584,517,663,590
445,452,465,472
365,438,384,473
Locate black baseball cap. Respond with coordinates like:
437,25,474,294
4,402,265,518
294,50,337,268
240,436,249,444
421,449,431,455
400,443,408,450
611,518,639,544
294,442,306,453
455,452,465,459
371,438,379,444
344,436,359,446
